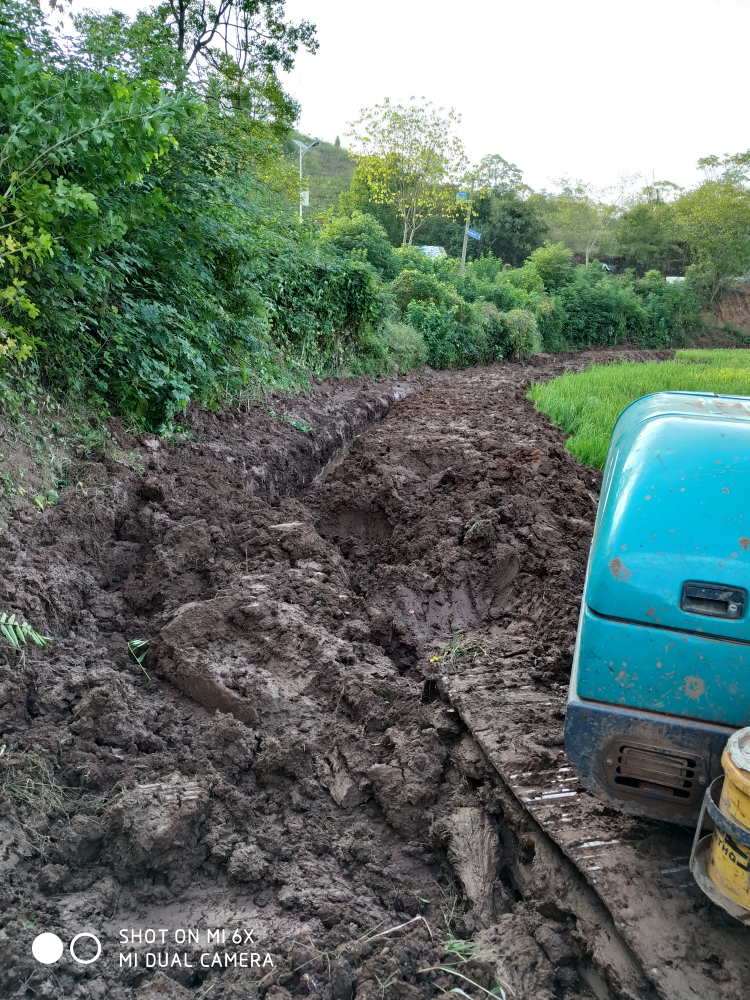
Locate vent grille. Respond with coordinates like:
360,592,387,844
604,743,705,804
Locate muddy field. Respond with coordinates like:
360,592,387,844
2,346,739,1000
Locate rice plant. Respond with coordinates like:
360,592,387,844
528,349,750,468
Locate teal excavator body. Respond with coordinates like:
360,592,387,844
565,391,750,825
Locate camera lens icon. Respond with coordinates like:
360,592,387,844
32,931,102,965
70,933,102,964
32,933,64,965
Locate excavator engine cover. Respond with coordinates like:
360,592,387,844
565,391,750,824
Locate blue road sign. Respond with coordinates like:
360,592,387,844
467,228,481,241
457,192,468,200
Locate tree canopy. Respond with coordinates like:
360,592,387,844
73,0,316,134
345,98,466,246
675,179,750,301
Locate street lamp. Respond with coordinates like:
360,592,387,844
460,175,476,273
292,139,319,218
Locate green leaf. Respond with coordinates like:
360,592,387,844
1,623,19,648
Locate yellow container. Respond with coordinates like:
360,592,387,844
706,728,750,908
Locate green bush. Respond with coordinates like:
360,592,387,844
380,320,428,372
499,309,541,358
622,270,701,346
526,241,574,291
537,266,700,352
346,320,427,375
558,268,619,346
467,253,506,282
405,301,488,369
27,166,386,428
390,269,455,312
319,212,398,279
501,263,545,294
392,246,435,274
1,31,406,431
437,268,536,316
473,301,506,358
535,297,568,351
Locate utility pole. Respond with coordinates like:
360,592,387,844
460,176,476,272
292,139,319,218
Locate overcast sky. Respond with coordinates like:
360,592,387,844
68,0,749,193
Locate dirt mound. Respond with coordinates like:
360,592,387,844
703,283,750,334
0,349,687,1000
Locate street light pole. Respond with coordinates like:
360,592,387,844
460,176,476,273
292,139,319,218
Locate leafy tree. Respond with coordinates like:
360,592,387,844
161,0,317,78
1,0,61,57
674,179,750,301
473,154,524,191
0,41,194,362
72,8,187,85
74,0,316,135
526,241,573,291
539,181,624,265
471,189,547,266
338,173,403,245
207,54,299,138
641,179,683,204
697,152,750,185
345,98,466,246
613,201,685,275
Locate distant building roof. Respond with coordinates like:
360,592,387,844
666,276,685,283
418,246,448,258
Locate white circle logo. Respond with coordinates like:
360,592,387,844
70,932,102,965
32,933,64,965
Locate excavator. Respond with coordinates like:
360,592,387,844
446,391,750,998
564,390,750,923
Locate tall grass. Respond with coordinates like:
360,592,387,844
528,349,750,468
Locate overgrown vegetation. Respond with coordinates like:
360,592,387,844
0,2,748,437
528,349,750,468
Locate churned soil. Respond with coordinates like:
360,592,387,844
0,348,704,1000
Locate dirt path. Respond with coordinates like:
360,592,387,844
3,347,741,1000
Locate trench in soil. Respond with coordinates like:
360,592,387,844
0,351,701,1000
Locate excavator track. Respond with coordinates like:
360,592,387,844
442,662,749,999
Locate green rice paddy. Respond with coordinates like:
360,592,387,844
528,349,750,468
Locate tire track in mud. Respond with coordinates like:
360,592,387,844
3,348,724,1000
